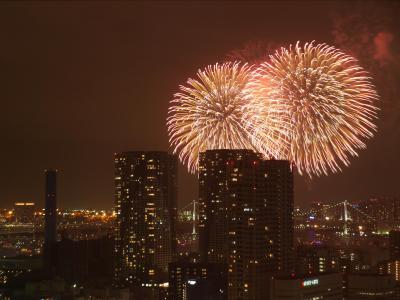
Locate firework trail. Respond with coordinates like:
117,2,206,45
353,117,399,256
248,41,379,176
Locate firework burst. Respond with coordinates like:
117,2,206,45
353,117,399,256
168,62,282,173
248,41,379,176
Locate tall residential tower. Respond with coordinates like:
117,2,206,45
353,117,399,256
114,151,177,289
198,149,294,300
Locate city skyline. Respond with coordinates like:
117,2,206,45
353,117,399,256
1,149,400,298
0,1,399,210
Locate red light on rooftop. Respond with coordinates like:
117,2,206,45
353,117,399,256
226,160,234,166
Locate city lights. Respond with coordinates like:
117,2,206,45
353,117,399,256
0,1,397,300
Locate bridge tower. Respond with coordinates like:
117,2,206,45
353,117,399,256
341,200,352,235
192,200,197,237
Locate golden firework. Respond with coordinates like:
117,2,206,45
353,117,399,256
248,41,379,176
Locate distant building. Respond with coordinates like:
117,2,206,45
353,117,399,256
168,259,227,300
13,202,35,223
55,236,114,284
14,278,66,299
387,260,400,281
198,149,294,300
270,272,343,300
372,237,400,286
82,287,131,300
347,273,400,299
113,151,177,290
389,230,400,260
309,201,324,220
339,249,371,273
186,277,226,300
295,245,341,274
0,256,42,286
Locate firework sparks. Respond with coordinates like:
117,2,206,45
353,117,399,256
167,63,253,173
167,62,283,173
248,41,379,176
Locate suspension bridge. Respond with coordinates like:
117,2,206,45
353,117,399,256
298,200,393,236
178,199,393,237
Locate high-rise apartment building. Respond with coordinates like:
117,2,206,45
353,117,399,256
265,159,294,274
198,149,294,300
114,151,177,289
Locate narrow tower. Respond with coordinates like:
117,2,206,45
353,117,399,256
44,169,57,244
114,151,177,291
43,169,57,272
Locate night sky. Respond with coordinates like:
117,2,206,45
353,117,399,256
1,1,399,210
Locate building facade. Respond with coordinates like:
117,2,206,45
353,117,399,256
56,236,114,284
13,202,35,223
270,273,343,300
389,230,400,260
386,260,400,281
295,245,341,275
265,159,294,274
168,260,227,300
198,149,294,300
114,151,177,289
347,274,400,299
